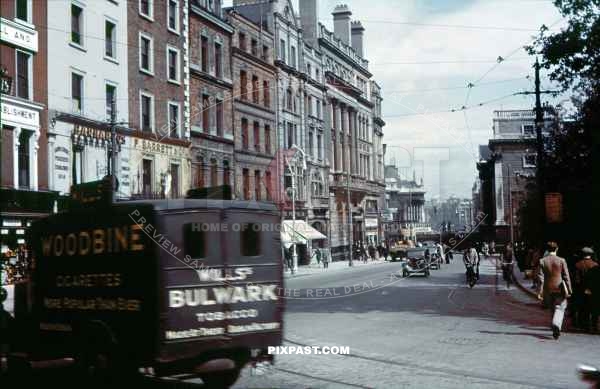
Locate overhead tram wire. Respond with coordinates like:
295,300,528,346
382,92,521,118
385,76,531,94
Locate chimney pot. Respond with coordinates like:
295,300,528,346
332,4,352,45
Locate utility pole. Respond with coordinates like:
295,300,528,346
534,58,546,237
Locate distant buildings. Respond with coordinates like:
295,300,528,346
475,109,556,243
383,165,429,243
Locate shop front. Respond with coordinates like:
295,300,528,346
129,137,192,199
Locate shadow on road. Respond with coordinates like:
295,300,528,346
479,330,554,341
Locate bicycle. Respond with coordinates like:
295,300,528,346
502,261,514,289
466,264,477,288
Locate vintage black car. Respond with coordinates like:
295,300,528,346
6,198,284,388
401,248,430,277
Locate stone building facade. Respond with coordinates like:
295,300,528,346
127,0,191,199
188,0,235,193
477,109,556,243
226,9,277,201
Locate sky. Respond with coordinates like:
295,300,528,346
227,0,566,200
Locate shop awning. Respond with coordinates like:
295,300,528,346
281,220,327,248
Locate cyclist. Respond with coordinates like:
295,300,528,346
463,245,480,283
502,243,516,288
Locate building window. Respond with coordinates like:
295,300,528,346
264,124,271,154
139,34,153,74
239,32,246,51
242,168,250,200
18,131,31,189
253,121,260,152
201,35,208,72
16,0,30,23
290,46,296,68
202,94,210,132
252,75,259,104
263,80,270,108
210,158,218,186
214,42,222,78
15,51,30,100
71,72,83,114
105,20,116,59
265,171,272,200
279,39,286,62
306,63,311,78
286,88,293,111
139,0,153,19
317,133,322,160
168,102,180,138
215,99,223,137
71,4,83,46
308,96,313,116
167,46,180,83
254,170,261,200
196,157,205,188
316,99,321,119
251,39,258,56
170,164,179,198
142,159,152,195
240,70,247,100
241,118,248,150
315,68,320,82
286,122,294,149
522,124,535,136
262,45,269,61
167,0,179,33
105,83,116,120
308,131,314,157
523,154,537,168
223,160,230,187
140,92,154,132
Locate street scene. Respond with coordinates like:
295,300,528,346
1,0,599,388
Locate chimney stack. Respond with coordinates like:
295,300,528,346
300,0,319,46
350,20,364,57
332,4,352,45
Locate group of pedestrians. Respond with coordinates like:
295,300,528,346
535,242,599,339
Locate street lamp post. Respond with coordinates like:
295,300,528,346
285,145,307,275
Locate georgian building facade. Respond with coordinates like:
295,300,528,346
188,0,235,194
127,0,191,199
226,9,277,202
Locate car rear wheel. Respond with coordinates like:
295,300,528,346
201,367,241,389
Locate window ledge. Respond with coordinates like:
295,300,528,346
139,68,155,77
167,27,180,36
104,56,119,65
69,42,87,53
13,18,35,30
167,79,181,86
139,13,154,23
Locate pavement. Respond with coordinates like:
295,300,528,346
284,257,389,278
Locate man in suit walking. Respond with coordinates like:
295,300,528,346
537,241,573,340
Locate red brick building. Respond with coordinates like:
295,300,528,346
127,0,192,199
188,0,235,192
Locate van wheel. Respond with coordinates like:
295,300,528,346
201,368,241,389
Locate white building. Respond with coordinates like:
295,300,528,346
46,1,130,197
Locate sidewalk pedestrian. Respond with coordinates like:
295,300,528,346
574,247,598,332
314,248,322,267
322,248,329,269
368,244,376,262
537,241,573,340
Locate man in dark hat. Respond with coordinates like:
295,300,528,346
574,247,598,332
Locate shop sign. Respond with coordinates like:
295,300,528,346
133,138,187,158
0,17,38,52
1,99,39,127
73,124,125,144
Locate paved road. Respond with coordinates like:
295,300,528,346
233,258,600,388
